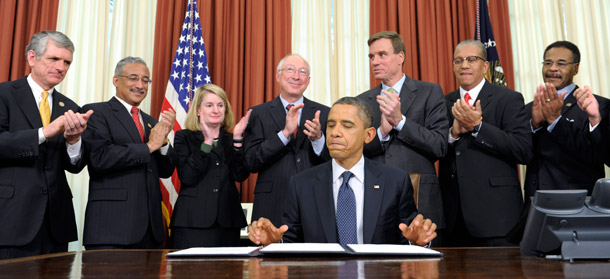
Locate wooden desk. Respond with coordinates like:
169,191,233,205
0,247,609,278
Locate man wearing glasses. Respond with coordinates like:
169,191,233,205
357,31,449,246
244,54,330,227
81,56,177,249
439,40,532,247
523,41,610,200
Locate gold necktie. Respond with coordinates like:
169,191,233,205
39,91,50,127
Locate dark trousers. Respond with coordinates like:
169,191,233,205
0,206,68,260
442,197,515,247
85,221,162,250
171,224,241,249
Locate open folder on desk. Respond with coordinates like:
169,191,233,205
166,243,442,257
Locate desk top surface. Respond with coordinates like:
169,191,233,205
0,247,609,278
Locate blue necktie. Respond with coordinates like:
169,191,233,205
337,171,357,245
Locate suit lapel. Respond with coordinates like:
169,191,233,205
140,110,156,142
46,92,70,156
399,76,418,115
312,162,338,243
478,81,494,115
561,88,578,115
109,97,143,143
366,86,383,127
296,97,315,148
268,97,287,134
12,78,42,129
362,159,384,244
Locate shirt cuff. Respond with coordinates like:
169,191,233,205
378,127,391,142
590,122,599,132
277,131,290,146
38,128,46,144
530,120,543,134
408,240,432,248
394,115,406,132
200,142,213,153
546,116,562,133
448,128,459,144
159,143,170,155
311,134,325,156
66,138,82,165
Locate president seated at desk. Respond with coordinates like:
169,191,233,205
248,97,437,246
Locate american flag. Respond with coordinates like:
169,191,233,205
160,0,211,225
475,0,506,87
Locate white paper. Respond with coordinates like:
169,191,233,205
260,243,346,253
166,246,261,257
347,244,441,256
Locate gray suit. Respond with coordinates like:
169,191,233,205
357,75,448,228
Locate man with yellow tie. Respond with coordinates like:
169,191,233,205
0,30,93,259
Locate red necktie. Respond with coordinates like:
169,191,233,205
131,106,146,142
286,104,298,139
464,92,472,106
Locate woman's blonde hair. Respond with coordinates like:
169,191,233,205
184,84,234,131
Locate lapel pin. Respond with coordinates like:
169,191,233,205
374,185,380,189
565,103,572,107
147,123,152,128
58,101,65,107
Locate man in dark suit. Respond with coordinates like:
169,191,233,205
0,31,93,259
244,54,330,226
524,41,610,197
357,31,448,232
248,97,436,246
439,40,533,247
81,57,177,249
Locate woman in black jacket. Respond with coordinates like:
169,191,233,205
170,84,251,248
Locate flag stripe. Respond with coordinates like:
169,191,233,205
160,0,211,228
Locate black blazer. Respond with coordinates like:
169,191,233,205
244,96,330,226
0,76,85,246
82,97,176,246
282,159,417,244
439,81,533,238
524,87,610,197
170,129,247,229
358,76,448,228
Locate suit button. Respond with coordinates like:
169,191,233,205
456,151,461,156
215,162,219,166
147,169,153,173
212,189,219,192
45,166,51,170
386,154,391,158
29,152,34,156
296,158,301,163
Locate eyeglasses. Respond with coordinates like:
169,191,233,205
542,60,577,68
452,56,485,66
118,74,152,84
279,66,310,77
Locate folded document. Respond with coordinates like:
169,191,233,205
166,243,442,257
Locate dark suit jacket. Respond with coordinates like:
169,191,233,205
171,129,247,229
244,96,330,226
282,158,418,244
524,87,610,198
82,97,176,246
358,76,448,228
439,81,533,238
0,76,85,246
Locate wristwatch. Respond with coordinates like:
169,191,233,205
472,122,482,133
